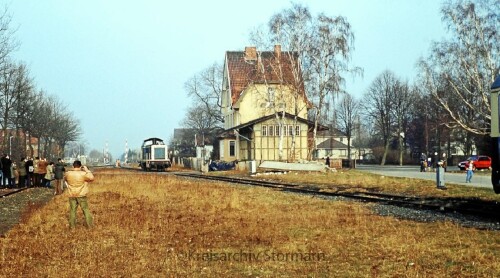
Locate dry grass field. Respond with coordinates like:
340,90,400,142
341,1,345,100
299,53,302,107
0,168,499,277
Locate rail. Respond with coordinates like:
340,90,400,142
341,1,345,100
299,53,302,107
174,173,500,221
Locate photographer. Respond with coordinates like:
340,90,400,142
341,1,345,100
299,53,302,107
64,160,95,229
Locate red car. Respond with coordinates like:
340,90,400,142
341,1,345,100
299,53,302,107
458,155,492,170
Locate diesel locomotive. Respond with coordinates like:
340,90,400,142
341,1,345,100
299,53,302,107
139,137,171,171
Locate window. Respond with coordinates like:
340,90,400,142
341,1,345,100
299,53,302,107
275,125,280,136
288,125,294,136
262,125,268,136
340,149,347,156
153,147,166,159
282,125,288,136
295,126,300,136
229,141,235,157
269,125,274,136
268,87,275,103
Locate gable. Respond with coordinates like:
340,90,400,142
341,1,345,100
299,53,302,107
224,46,307,107
317,138,348,149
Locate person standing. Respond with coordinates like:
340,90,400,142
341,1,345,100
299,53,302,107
1,154,13,188
44,161,55,189
325,156,330,167
37,158,48,187
64,160,95,229
466,159,474,183
436,158,446,190
33,157,40,186
419,153,427,172
25,157,34,187
18,157,27,188
54,158,66,195
11,161,17,188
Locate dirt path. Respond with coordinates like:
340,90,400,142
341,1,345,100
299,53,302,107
0,188,54,236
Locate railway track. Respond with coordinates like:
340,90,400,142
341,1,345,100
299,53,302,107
174,173,500,221
0,187,29,198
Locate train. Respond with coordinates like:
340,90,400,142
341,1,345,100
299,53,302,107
490,75,500,194
139,137,171,171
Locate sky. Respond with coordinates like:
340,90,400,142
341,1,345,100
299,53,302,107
5,0,446,158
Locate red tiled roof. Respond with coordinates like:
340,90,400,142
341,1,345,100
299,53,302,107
225,47,307,106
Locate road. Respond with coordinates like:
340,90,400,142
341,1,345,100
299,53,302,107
355,164,492,189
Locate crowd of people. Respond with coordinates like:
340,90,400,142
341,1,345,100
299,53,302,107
1,155,95,229
0,154,66,195
419,153,448,172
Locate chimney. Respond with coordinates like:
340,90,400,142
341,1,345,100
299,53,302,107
244,46,257,61
274,44,281,59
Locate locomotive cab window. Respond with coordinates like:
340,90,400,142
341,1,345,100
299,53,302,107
154,147,166,160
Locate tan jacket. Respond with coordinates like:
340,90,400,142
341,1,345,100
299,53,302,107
44,164,54,180
37,160,48,174
64,168,95,197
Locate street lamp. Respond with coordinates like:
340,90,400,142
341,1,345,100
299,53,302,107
9,135,13,156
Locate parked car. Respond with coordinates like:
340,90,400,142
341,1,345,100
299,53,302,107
457,155,492,170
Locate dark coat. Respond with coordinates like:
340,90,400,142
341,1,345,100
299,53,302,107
25,159,34,174
1,157,12,178
54,162,66,180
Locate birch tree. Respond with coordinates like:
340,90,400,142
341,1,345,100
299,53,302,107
250,3,311,161
419,0,499,135
251,3,360,160
306,14,360,159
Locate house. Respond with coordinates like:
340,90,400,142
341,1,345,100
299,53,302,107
315,129,353,159
1,129,40,158
171,128,215,162
219,45,326,164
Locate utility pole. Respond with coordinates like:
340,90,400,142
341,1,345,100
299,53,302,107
124,139,128,164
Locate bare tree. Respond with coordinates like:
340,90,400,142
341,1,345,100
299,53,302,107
305,14,361,159
184,62,224,125
0,6,18,64
419,0,499,135
0,62,29,149
11,63,34,157
391,79,415,165
335,93,360,161
252,3,361,160
250,3,311,161
46,96,81,159
181,102,220,141
363,70,399,165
